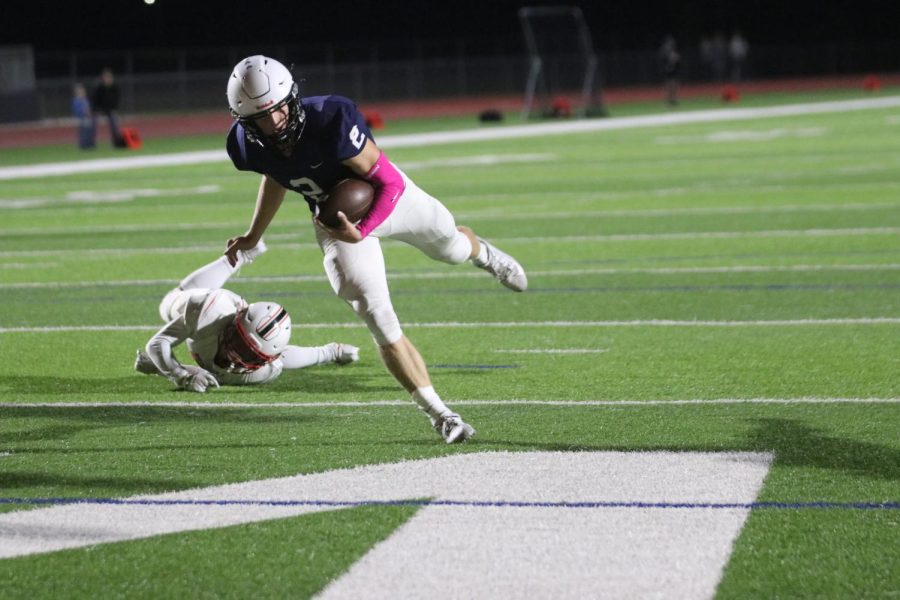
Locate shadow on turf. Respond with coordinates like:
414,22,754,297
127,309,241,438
745,418,900,482
0,471,198,493
492,418,900,482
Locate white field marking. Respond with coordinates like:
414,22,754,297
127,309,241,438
457,200,900,222
0,450,772,600
2,96,899,181
2,198,897,237
886,115,900,125
453,179,900,205
400,153,556,170
24,224,883,247
0,149,229,181
0,242,321,260
0,185,221,209
3,262,900,290
2,318,899,335
317,453,773,600
0,219,309,238
498,226,900,245
655,126,827,144
0,398,896,410
495,348,609,354
836,164,890,175
2,225,897,260
0,262,58,270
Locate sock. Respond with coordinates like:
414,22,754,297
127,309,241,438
179,256,238,290
411,386,453,424
473,240,489,266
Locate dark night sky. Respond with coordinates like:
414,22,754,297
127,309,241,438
8,0,895,53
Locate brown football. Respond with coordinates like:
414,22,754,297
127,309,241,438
316,179,375,227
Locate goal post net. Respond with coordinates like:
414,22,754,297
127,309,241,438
518,6,605,119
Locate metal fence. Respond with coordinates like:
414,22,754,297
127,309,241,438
30,37,900,119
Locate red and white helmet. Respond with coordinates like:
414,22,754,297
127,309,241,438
221,301,291,371
227,55,305,156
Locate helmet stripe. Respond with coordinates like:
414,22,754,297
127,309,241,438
258,308,288,337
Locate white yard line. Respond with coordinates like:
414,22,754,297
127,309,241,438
0,398,896,409
1,225,897,260
4,199,898,238
0,202,900,238
654,126,828,144
458,200,900,221
3,262,899,290
0,242,320,259
0,185,221,209
400,152,556,170
0,451,772,600
495,348,609,354
499,227,900,244
1,318,899,334
3,318,900,334
2,96,899,181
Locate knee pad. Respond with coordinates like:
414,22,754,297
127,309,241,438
345,298,402,346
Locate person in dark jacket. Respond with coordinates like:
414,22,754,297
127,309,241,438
91,67,125,147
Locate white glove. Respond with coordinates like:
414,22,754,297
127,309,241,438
175,367,220,393
329,342,360,365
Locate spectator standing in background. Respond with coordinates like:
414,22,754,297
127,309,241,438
659,36,681,107
92,67,125,147
72,83,95,150
729,31,749,82
699,35,714,81
710,32,728,82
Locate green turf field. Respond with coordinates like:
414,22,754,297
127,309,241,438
1,93,898,598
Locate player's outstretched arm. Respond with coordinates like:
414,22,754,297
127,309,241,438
279,343,360,369
226,175,286,266
143,319,218,392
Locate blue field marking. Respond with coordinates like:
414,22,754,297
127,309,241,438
2,497,897,510
430,364,520,369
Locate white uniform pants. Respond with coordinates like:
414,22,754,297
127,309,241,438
316,171,472,346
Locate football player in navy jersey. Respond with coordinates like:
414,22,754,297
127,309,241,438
222,55,528,443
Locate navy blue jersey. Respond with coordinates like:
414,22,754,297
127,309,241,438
226,95,373,213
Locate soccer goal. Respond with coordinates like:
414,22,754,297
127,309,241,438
518,6,605,119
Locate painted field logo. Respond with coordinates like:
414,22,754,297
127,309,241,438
0,451,772,598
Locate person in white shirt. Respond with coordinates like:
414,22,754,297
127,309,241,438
134,240,358,392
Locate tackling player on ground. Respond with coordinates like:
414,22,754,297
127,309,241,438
135,241,359,391
222,56,528,443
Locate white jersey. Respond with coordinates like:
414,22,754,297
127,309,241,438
147,288,283,385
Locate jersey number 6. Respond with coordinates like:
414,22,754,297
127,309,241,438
349,125,366,150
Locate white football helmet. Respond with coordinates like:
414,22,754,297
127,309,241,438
220,301,292,371
227,55,306,156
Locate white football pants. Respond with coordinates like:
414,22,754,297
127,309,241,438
316,170,472,346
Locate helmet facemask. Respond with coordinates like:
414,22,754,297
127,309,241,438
217,304,290,372
237,82,306,158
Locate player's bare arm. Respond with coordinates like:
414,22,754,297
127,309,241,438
225,175,286,266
